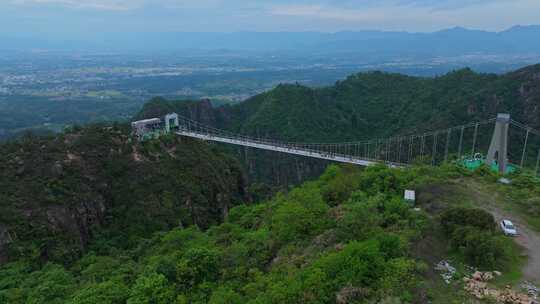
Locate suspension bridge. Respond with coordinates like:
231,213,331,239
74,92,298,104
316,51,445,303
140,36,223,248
171,113,540,175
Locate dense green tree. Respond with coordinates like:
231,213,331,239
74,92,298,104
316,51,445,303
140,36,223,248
208,286,243,304
22,263,76,304
177,247,221,289
440,207,495,234
1,163,534,303
69,280,128,304
127,273,175,304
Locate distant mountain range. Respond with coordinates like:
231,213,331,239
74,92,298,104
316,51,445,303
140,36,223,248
3,25,540,56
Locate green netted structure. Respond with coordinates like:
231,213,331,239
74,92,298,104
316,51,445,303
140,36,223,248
461,155,517,174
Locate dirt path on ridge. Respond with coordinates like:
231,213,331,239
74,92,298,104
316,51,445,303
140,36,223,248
463,180,540,284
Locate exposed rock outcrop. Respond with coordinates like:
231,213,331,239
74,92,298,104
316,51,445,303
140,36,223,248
0,125,248,265
463,271,535,304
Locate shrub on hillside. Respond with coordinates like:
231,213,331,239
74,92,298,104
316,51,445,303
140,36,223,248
358,165,411,196
336,194,383,242
450,227,507,269
69,279,129,304
127,273,175,304
319,165,361,206
271,201,329,244
271,182,331,244
440,207,495,235
440,208,517,269
176,247,221,289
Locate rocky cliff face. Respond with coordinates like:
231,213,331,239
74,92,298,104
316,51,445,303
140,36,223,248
511,64,540,128
136,97,233,129
0,225,13,264
0,125,248,265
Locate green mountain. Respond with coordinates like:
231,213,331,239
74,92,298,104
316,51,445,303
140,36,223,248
0,124,247,265
2,161,538,303
139,64,540,140
137,64,540,185
1,64,540,303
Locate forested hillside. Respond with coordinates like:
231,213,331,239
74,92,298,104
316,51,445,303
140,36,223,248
2,161,539,303
0,124,247,265
137,64,540,185
1,64,540,303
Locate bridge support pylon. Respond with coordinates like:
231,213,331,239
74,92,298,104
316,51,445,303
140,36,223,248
486,113,510,174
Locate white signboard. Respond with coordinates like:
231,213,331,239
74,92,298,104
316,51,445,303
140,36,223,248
404,190,415,202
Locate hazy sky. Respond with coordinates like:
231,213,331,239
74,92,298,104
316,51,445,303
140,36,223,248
2,0,540,34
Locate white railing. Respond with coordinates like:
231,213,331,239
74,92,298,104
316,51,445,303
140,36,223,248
175,128,403,167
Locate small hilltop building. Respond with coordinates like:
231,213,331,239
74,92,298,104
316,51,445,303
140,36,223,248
131,113,180,141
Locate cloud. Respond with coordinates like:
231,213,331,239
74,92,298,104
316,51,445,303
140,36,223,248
268,0,540,31
397,0,504,10
269,4,407,22
8,0,139,10
2,0,540,32
7,0,228,10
